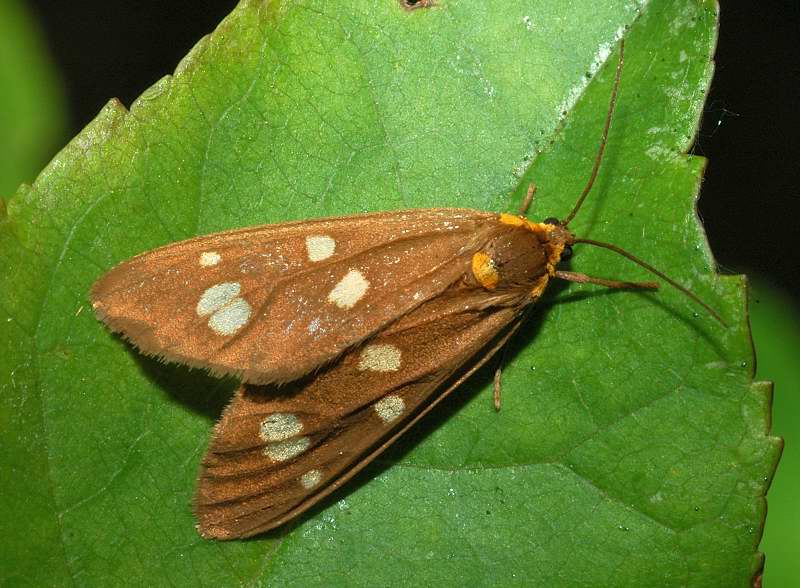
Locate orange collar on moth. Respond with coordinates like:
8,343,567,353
471,252,500,290
498,213,537,231
499,213,557,243
544,240,565,277
527,222,564,298
498,213,566,273
532,223,567,278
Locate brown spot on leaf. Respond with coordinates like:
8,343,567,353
400,0,434,10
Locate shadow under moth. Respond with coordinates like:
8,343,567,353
90,42,721,540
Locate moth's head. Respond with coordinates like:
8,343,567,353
538,217,575,266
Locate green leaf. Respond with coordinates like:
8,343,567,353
749,281,796,587
1,1,779,586
0,0,65,197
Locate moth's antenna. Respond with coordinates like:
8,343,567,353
573,237,727,326
562,39,625,227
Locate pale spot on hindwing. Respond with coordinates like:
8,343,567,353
300,469,322,489
259,413,303,442
199,251,221,267
358,344,402,372
264,437,311,462
305,235,336,262
374,394,405,424
196,282,251,336
327,269,369,309
259,413,310,462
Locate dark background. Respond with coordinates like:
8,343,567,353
25,1,800,306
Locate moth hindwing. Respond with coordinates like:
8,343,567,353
92,209,572,539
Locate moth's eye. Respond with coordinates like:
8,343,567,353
561,245,573,261
543,217,561,226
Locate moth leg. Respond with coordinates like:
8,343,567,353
555,270,658,290
492,306,536,411
518,183,537,216
493,344,512,411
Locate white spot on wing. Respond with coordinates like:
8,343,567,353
196,282,251,336
327,269,369,309
200,251,221,267
207,298,251,336
264,437,311,462
374,395,405,424
259,413,303,442
306,235,336,262
196,282,240,316
300,469,322,489
358,344,402,372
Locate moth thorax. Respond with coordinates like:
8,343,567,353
480,227,549,290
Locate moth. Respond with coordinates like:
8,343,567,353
90,42,720,539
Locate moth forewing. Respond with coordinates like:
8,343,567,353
90,208,498,385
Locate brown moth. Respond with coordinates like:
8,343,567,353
90,42,720,539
